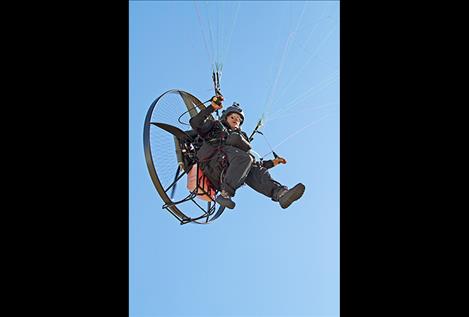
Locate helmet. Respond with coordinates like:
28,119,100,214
221,102,245,125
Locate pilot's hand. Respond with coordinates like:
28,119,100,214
273,156,287,166
211,95,224,110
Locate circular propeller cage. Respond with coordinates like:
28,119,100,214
143,89,225,224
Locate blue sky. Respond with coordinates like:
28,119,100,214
130,1,339,316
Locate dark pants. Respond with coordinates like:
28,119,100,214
200,145,286,200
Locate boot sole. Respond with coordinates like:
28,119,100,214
215,196,236,209
280,184,305,209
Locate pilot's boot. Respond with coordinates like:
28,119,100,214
215,190,236,209
278,183,305,209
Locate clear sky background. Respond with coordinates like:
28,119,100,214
130,1,339,316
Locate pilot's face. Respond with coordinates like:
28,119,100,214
227,113,242,129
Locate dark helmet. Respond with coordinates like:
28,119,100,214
221,102,245,125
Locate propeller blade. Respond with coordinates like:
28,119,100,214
150,122,191,141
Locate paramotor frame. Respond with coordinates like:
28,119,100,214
143,89,226,225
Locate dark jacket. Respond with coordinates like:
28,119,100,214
189,105,275,169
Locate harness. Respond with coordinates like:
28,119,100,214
205,121,228,144
197,121,234,187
